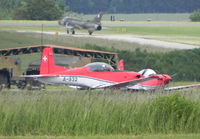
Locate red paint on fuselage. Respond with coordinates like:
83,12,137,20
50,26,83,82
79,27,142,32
46,66,142,83
40,48,172,88
139,74,171,86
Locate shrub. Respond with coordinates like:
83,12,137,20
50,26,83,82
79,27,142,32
190,9,200,21
149,94,200,133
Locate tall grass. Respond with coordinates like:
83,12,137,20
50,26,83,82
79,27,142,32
0,89,200,136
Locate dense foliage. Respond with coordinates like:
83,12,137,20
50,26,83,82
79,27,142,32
0,90,200,136
12,0,62,20
1,0,200,19
0,0,63,20
118,49,200,81
54,0,69,14
84,45,200,81
0,0,23,19
67,0,200,14
190,9,200,21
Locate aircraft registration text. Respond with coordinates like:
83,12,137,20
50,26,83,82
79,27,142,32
63,76,78,82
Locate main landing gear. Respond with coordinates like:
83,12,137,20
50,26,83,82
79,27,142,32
67,29,75,35
88,31,93,35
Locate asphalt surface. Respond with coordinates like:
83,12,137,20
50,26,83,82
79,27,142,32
1,21,200,27
0,22,56,26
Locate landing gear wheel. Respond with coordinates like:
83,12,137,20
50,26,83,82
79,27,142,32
88,31,93,35
0,85,2,91
67,29,69,34
72,30,75,34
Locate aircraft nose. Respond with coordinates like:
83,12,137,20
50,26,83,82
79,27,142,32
58,20,61,25
167,75,172,81
164,75,172,84
58,20,64,25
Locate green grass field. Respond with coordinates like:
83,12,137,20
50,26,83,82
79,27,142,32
82,13,191,21
0,30,172,54
1,24,200,50
2,134,200,139
1,21,200,46
0,13,191,21
0,89,200,137
0,17,200,138
1,23,200,37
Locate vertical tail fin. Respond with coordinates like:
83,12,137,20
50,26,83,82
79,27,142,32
118,59,124,71
40,48,67,74
92,12,103,23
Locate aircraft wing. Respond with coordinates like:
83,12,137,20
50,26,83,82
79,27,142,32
104,76,157,89
61,26,73,29
20,75,58,78
21,75,158,90
164,83,200,91
60,25,82,30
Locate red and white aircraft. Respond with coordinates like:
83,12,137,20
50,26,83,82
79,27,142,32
118,60,200,91
24,48,200,91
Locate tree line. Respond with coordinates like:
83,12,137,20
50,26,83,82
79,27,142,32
0,0,65,20
1,0,200,20
67,0,200,14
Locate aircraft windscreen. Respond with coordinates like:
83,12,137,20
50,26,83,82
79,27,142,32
138,69,156,77
86,62,114,72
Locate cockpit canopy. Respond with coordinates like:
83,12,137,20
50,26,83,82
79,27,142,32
86,62,114,72
138,69,156,77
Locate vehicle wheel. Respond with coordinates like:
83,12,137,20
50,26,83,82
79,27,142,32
17,81,26,89
72,30,75,34
26,84,32,90
0,85,2,91
40,84,45,89
67,29,69,34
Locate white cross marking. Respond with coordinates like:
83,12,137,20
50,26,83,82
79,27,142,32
43,56,48,62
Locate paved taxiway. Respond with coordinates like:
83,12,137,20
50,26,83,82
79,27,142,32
1,21,199,50
1,21,200,27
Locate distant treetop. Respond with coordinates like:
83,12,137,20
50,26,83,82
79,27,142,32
1,0,200,20
190,9,200,22
66,0,200,14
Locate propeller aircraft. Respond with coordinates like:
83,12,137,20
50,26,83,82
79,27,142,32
23,48,178,91
118,60,200,91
